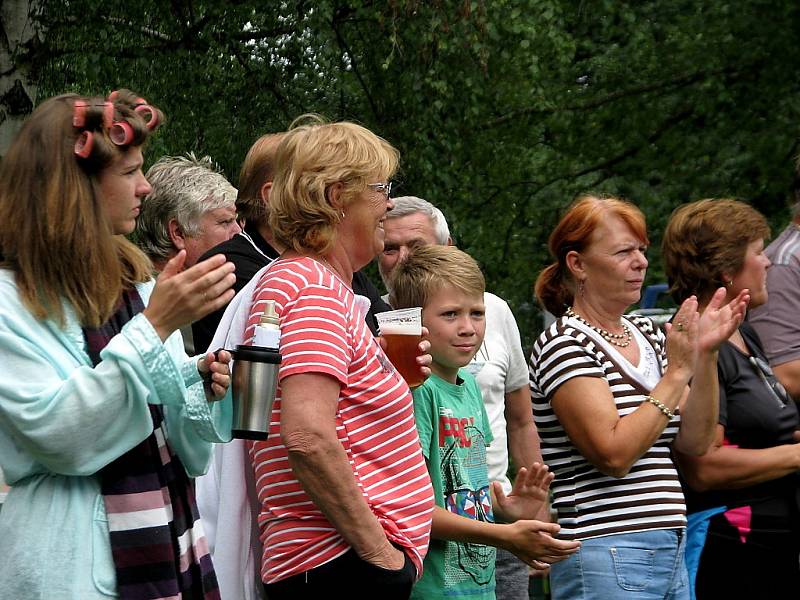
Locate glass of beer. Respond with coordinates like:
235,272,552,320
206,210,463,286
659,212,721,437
376,307,424,388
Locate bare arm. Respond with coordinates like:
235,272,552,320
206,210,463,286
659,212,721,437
676,425,800,491
673,288,749,455
280,372,404,570
774,359,800,401
430,506,579,569
549,290,747,477
673,348,719,455
505,386,549,520
548,296,696,478
506,385,541,473
551,369,690,478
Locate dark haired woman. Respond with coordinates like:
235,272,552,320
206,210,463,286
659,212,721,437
663,198,800,599
0,90,236,599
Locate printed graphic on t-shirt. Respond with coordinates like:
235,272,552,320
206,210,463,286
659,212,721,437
439,407,494,585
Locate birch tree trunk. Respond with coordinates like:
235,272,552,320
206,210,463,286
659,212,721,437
0,0,38,158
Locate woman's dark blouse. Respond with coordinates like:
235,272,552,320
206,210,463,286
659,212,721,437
684,322,800,517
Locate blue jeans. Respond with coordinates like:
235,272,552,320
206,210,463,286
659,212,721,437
549,529,689,600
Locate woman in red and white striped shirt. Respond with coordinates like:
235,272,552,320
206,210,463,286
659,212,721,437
245,118,435,599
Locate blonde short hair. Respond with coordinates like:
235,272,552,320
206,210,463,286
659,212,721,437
269,117,399,255
390,245,485,310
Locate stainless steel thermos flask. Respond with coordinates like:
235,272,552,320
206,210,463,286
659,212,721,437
227,300,282,439
230,344,281,440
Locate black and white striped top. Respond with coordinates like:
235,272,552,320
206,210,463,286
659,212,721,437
529,314,686,541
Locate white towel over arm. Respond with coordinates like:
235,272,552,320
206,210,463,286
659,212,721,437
196,265,270,600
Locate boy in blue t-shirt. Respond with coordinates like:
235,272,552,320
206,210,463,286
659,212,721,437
389,245,580,600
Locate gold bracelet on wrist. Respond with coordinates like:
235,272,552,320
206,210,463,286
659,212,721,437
645,395,675,420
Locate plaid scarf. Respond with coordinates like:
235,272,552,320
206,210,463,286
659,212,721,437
83,288,220,600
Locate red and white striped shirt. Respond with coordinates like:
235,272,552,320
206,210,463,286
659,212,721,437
245,257,434,583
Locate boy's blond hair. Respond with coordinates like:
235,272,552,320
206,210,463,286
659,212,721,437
389,245,485,309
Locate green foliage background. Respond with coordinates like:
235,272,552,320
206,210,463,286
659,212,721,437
24,0,800,349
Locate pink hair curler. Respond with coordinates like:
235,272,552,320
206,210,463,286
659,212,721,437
74,130,93,158
109,121,134,146
134,104,160,130
72,100,88,128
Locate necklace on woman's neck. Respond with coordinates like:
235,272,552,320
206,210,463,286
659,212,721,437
565,306,632,348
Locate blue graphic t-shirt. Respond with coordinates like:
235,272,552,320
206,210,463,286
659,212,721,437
411,370,495,600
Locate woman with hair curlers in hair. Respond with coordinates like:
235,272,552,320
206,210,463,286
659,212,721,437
0,89,237,599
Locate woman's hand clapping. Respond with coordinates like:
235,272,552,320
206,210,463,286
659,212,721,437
663,295,701,382
143,251,236,341
696,287,749,353
664,288,749,381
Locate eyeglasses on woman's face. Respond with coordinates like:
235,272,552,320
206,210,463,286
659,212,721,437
367,181,392,198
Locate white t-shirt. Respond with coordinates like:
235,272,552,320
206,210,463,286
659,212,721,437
464,292,530,495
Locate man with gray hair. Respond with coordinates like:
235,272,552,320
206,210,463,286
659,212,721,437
135,153,241,271
378,195,451,287
135,154,240,354
380,195,548,600
749,191,800,400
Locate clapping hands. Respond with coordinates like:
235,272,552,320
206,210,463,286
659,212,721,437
665,288,749,380
143,251,236,341
695,287,749,353
492,463,553,523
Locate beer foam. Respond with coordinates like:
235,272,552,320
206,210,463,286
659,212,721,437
376,307,422,336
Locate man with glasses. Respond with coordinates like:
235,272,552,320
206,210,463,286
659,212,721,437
378,195,549,600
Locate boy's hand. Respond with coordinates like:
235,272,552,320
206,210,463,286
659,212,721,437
378,326,432,389
492,463,553,523
502,520,580,569
413,326,432,386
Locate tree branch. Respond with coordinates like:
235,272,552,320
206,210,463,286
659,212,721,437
102,16,172,42
330,7,380,121
495,107,695,263
487,67,738,128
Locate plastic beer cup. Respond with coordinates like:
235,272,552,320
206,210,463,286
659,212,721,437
376,307,424,388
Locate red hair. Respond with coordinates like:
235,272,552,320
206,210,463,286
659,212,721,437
535,194,649,316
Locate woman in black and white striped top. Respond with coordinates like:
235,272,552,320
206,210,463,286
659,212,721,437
529,194,748,600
